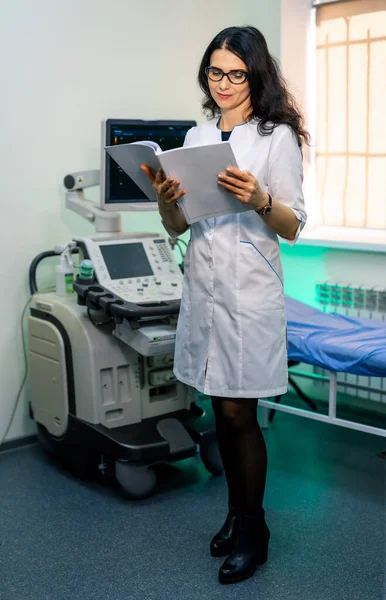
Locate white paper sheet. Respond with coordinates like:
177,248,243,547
105,143,161,202
158,142,251,224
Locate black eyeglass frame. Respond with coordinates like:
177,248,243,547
205,66,249,85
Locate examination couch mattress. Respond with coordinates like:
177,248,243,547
285,297,386,377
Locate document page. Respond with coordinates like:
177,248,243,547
105,144,161,202
159,142,252,224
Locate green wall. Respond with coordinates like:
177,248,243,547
281,244,327,307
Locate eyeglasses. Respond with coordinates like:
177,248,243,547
205,66,248,85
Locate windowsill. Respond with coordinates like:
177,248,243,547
288,226,386,252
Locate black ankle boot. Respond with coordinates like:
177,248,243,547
219,512,270,584
210,507,240,557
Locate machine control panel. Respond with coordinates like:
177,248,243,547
75,233,183,304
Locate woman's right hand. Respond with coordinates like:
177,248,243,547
140,165,186,212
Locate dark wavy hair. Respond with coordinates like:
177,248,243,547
198,26,310,146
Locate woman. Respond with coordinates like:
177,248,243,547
141,26,308,585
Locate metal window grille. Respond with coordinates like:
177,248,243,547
315,0,386,228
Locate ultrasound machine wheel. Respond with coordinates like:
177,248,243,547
115,460,157,500
200,440,223,476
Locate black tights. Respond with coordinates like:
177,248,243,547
211,397,267,517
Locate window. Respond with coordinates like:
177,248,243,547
315,0,386,230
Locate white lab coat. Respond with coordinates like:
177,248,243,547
166,118,306,398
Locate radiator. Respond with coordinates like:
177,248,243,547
314,283,386,404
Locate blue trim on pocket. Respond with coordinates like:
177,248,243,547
240,241,283,286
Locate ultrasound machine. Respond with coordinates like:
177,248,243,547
28,119,222,499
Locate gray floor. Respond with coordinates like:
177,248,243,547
0,404,385,600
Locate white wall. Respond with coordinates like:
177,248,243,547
0,0,281,442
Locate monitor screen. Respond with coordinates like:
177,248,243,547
99,242,154,280
102,119,196,208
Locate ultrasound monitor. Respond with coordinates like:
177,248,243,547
100,119,196,212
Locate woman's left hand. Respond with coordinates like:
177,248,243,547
218,167,268,211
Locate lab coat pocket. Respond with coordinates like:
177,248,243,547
238,240,284,311
240,306,288,393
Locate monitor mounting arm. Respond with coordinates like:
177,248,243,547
64,170,122,233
